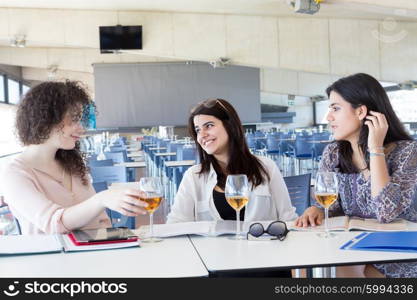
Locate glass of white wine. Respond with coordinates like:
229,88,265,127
314,171,338,238
139,177,164,243
225,174,249,240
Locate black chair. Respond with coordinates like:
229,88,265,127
283,173,311,216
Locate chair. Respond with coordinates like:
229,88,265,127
289,135,314,175
283,173,311,216
90,166,128,184
283,173,314,278
104,151,135,181
89,168,135,229
104,151,127,164
109,145,126,152
92,181,108,193
88,159,114,167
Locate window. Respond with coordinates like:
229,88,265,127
22,84,30,96
387,89,417,123
7,79,20,105
0,75,4,102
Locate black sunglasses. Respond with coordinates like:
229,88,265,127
247,221,289,241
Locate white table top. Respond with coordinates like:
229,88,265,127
109,182,140,189
164,160,196,168
115,161,147,168
190,231,417,272
0,237,208,278
154,152,176,157
127,151,144,157
149,147,167,151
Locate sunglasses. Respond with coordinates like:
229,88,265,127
247,221,289,241
191,98,230,115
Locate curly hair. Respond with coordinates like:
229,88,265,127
16,80,95,185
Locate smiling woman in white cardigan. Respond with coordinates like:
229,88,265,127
167,98,297,224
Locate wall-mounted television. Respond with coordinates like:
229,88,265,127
99,25,142,53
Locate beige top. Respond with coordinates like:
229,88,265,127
1,156,111,234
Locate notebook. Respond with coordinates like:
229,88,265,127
135,220,273,238
0,229,140,256
340,231,417,253
288,216,407,232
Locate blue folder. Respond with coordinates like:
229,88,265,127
340,231,417,253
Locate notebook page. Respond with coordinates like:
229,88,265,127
134,221,213,238
0,235,62,255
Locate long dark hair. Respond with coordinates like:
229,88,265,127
326,73,412,173
16,80,94,185
188,98,269,188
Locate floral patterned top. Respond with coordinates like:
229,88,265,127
318,140,417,278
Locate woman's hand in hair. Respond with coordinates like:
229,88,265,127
364,111,389,150
294,206,324,228
96,189,149,216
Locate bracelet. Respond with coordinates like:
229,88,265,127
369,152,385,157
368,146,385,152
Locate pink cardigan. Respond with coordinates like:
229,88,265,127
1,156,111,234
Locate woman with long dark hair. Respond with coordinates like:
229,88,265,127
295,73,417,277
2,81,147,234
167,98,297,223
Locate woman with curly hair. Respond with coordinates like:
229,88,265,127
2,81,147,234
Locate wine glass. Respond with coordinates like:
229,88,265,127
139,177,164,243
314,171,338,238
225,174,249,240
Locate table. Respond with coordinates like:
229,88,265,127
149,147,167,151
307,140,331,144
164,160,196,168
189,231,417,275
0,237,208,278
154,152,176,157
109,182,140,189
127,151,144,158
115,161,146,168
3,229,417,278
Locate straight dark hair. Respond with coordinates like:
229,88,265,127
326,73,412,173
188,98,269,188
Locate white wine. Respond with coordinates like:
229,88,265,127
140,196,163,213
315,193,337,208
226,196,249,211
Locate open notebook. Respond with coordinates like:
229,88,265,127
288,216,407,232
135,220,273,238
0,232,139,256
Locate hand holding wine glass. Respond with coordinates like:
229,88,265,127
225,174,249,240
314,171,338,238
139,177,164,243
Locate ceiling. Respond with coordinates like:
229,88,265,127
0,0,416,20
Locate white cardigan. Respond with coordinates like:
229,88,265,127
166,156,297,223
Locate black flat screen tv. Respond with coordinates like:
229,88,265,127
99,25,142,53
